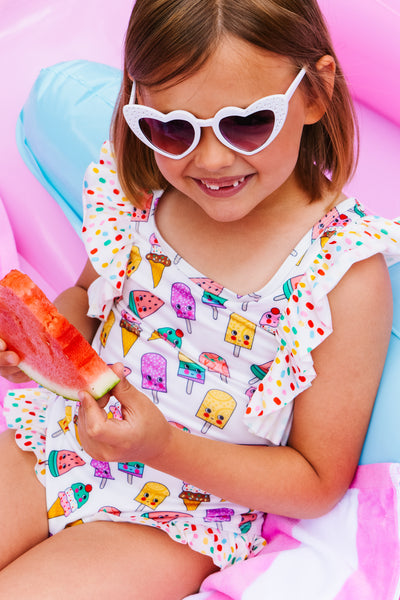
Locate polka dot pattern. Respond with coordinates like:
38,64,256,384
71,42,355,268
244,216,400,443
112,515,267,568
3,388,51,483
81,141,163,321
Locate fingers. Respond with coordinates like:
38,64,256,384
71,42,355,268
77,390,108,441
0,339,31,383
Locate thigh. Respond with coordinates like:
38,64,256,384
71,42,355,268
0,521,219,599
0,430,48,569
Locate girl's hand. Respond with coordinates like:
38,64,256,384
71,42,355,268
0,338,32,383
77,364,172,464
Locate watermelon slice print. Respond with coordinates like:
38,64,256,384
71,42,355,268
129,291,164,319
48,450,85,477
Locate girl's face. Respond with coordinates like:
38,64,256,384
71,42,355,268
138,37,322,223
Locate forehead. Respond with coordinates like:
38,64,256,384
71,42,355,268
138,36,296,116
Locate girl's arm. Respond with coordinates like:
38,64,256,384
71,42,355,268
78,253,392,519
0,259,99,382
53,259,99,342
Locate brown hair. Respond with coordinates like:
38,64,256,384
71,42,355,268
111,0,358,205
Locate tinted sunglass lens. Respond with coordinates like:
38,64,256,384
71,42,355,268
139,118,195,155
219,110,275,152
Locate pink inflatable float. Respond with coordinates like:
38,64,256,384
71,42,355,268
1,0,399,297
0,1,400,597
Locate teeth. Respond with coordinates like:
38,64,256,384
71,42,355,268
201,176,245,190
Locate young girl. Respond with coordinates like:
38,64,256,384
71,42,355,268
1,0,400,598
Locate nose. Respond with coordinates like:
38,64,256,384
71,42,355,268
192,127,236,171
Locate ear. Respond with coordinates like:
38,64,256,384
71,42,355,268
304,54,336,125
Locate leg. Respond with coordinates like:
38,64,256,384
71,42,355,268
0,521,219,599
0,430,48,569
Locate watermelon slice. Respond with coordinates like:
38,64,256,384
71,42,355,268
129,290,164,319
0,270,119,400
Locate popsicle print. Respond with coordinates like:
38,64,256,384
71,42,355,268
135,482,170,511
224,313,256,357
100,310,115,347
236,292,261,312
141,352,167,403
118,462,145,483
130,191,153,232
191,278,227,319
126,245,142,278
171,282,196,333
273,275,304,302
196,389,236,434
199,352,230,383
90,459,115,489
248,360,274,385
177,352,206,394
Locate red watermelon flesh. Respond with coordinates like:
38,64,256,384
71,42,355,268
48,450,85,477
0,270,119,400
129,290,164,319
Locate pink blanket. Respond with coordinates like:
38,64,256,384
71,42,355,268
185,464,400,599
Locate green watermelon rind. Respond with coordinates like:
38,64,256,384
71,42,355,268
0,270,120,401
48,450,59,477
18,360,120,402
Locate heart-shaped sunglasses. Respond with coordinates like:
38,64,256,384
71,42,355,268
123,67,306,159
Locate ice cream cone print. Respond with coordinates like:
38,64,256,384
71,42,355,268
48,496,65,518
183,497,201,511
320,229,336,248
179,483,210,511
145,233,171,287
48,482,92,519
121,323,141,355
100,310,115,347
224,313,256,357
119,309,142,356
146,254,171,287
196,389,236,434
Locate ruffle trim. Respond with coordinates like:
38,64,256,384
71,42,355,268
243,216,400,444
3,387,51,484
81,140,163,320
85,510,266,569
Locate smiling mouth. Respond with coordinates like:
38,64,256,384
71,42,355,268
200,176,246,191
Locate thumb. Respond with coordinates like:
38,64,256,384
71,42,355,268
78,389,108,435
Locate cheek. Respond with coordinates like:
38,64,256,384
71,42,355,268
154,155,187,185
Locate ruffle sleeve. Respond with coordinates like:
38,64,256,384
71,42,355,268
243,215,400,444
81,141,161,320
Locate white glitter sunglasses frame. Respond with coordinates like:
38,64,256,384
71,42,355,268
123,67,306,159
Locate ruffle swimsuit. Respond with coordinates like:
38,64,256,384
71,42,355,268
4,141,400,569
